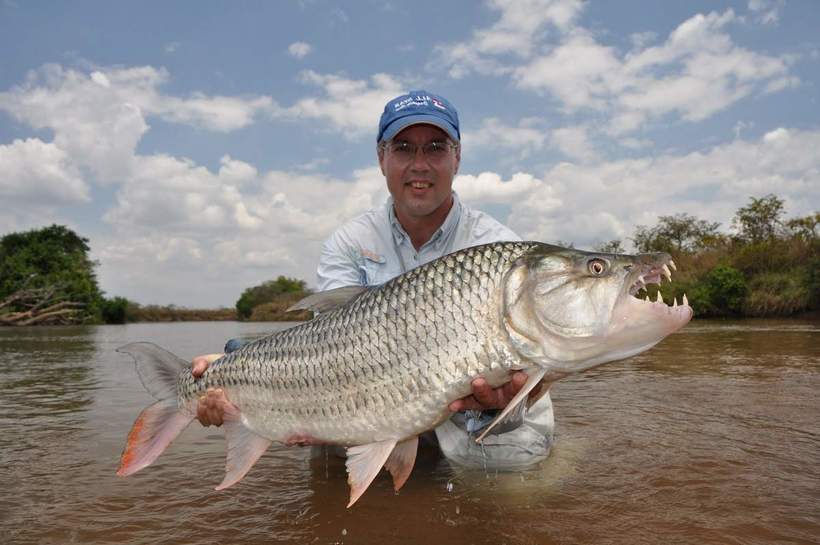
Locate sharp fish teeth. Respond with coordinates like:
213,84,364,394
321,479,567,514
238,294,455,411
673,297,678,307
657,291,664,304
669,260,677,271
645,295,650,302
662,264,672,282
683,293,689,306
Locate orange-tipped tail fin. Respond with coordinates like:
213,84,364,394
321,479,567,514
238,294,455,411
117,401,194,476
116,343,194,477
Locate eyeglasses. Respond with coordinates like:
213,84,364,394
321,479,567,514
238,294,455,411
381,140,458,163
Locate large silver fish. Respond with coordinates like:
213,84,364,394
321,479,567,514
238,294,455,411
117,242,692,506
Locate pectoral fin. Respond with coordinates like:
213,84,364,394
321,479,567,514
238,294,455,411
475,368,547,443
345,439,397,507
215,403,272,490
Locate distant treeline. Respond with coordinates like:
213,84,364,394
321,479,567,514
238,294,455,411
0,194,816,325
106,299,237,323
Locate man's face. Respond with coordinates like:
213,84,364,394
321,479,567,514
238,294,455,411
378,124,460,222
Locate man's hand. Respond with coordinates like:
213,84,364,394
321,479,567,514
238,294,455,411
447,371,541,412
192,354,233,427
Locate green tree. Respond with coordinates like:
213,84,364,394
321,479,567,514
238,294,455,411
690,264,747,316
236,276,309,320
101,296,131,324
786,212,819,241
732,194,785,243
593,239,624,253
633,213,721,254
0,225,103,323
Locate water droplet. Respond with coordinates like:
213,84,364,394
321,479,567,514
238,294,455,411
446,481,454,492
455,505,460,515
341,528,347,536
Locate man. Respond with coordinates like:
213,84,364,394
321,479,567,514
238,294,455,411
194,90,554,466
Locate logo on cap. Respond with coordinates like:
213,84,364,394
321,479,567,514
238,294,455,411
431,98,447,110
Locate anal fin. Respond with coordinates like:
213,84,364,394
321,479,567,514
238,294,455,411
345,439,397,507
475,368,547,443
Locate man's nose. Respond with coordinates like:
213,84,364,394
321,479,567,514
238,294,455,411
410,145,430,169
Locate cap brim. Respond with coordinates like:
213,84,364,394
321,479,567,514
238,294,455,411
380,114,459,143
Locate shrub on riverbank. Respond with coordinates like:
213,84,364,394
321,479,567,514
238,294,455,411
236,276,309,320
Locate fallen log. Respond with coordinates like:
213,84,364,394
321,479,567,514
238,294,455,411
0,286,85,326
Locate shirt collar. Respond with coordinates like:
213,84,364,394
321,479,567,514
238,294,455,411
387,191,463,249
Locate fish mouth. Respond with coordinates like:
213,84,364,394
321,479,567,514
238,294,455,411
593,254,693,366
626,257,690,311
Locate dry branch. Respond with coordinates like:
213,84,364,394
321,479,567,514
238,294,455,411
0,286,85,326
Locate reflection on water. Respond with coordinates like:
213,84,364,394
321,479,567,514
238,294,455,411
1,320,818,544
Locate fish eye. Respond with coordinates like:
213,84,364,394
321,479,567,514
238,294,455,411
587,258,608,276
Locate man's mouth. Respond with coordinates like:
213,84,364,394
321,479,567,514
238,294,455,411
408,181,432,189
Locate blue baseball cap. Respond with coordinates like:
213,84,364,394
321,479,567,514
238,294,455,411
377,90,460,143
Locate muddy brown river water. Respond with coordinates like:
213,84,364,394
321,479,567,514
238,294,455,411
1,320,818,545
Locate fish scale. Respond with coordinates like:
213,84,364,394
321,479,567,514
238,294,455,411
178,241,534,445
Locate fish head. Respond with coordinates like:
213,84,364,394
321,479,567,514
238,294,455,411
502,244,692,374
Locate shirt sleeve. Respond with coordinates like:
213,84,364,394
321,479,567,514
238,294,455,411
465,209,522,245
316,229,364,291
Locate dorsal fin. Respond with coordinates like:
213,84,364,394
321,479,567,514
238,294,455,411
288,286,367,313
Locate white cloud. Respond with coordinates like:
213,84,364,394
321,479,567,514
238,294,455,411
748,0,784,25
435,4,797,136
435,0,585,78
0,138,89,203
629,31,657,50
455,171,543,204
0,63,280,186
465,117,547,157
613,10,795,127
288,70,405,137
550,125,596,161
514,33,625,110
288,41,313,59
506,128,820,248
0,64,276,149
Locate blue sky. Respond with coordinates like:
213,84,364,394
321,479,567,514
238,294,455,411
1,0,818,307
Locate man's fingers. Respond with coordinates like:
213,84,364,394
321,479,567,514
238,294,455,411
448,399,465,412
470,377,499,407
191,353,224,378
449,372,544,413
449,397,483,412
197,387,226,426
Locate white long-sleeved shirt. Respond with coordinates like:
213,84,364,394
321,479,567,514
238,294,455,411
316,191,554,467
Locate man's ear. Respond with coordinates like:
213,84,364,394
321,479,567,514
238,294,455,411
377,145,386,176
